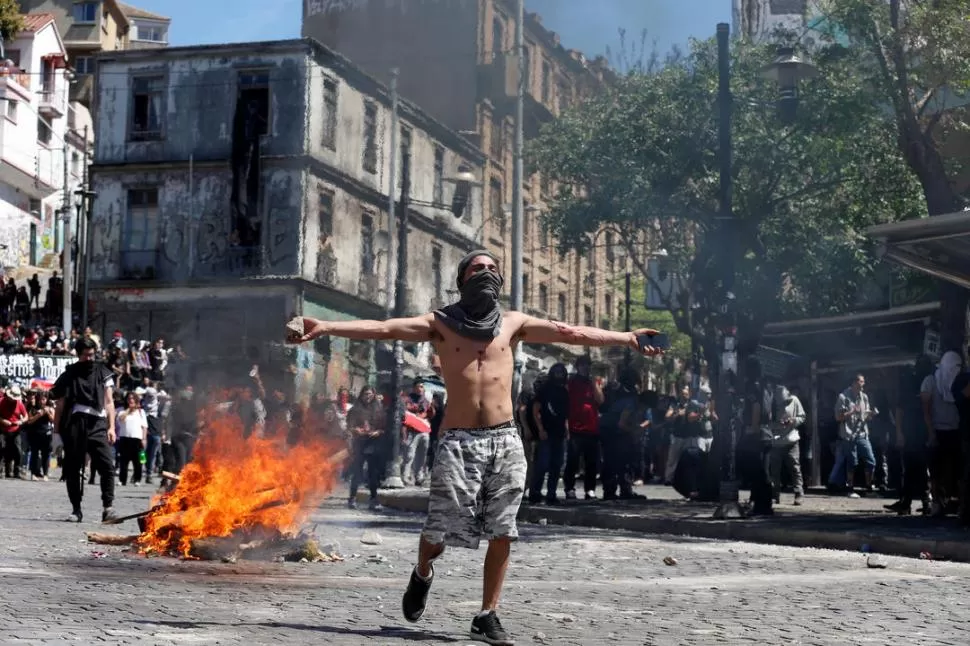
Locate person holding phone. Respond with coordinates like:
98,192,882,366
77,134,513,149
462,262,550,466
834,374,877,497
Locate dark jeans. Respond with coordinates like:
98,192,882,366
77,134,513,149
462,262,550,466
350,438,383,500
530,435,565,502
601,433,634,497
62,414,115,510
931,429,963,504
2,431,22,476
171,433,197,474
145,432,161,479
563,433,600,494
29,431,52,478
738,433,772,512
117,436,144,485
900,446,929,504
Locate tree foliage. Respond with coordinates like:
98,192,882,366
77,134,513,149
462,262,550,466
0,0,23,46
530,27,925,359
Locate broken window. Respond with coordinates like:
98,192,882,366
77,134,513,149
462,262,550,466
237,71,270,137
360,214,375,274
322,77,338,150
130,76,164,141
362,101,378,174
318,189,334,243
433,145,444,204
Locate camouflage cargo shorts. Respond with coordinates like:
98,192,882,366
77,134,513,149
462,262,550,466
421,421,527,550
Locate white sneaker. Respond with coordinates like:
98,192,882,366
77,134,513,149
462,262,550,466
847,491,860,499
585,490,597,500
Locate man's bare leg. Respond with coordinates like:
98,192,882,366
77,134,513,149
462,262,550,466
481,537,511,611
416,537,445,578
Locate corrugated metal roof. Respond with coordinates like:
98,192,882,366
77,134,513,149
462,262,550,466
21,13,56,33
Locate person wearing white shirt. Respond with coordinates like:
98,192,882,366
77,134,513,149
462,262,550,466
117,392,148,486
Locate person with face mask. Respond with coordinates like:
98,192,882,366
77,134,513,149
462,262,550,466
768,384,806,506
528,364,569,504
289,250,665,645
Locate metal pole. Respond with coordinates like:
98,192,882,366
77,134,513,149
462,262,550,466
384,150,410,489
624,271,632,366
712,22,743,519
385,68,399,317
61,128,72,335
80,126,92,329
510,0,525,400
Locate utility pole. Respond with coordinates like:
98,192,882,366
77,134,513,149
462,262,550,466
624,271,632,366
80,126,92,329
61,127,72,335
712,22,743,519
384,150,410,490
385,68,399,317
510,0,525,400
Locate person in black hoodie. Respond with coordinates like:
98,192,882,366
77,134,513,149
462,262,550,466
51,338,118,523
529,364,569,504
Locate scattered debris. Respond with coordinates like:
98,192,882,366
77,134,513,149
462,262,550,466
86,532,139,546
90,551,107,559
533,631,547,643
866,555,888,569
919,551,933,560
663,556,678,566
537,518,548,526
367,554,387,564
360,531,383,546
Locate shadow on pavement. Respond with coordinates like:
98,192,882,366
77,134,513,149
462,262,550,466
133,619,464,642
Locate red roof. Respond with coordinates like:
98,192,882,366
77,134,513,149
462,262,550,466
21,13,55,33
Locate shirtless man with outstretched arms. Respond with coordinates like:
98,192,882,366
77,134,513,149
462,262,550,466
288,250,663,645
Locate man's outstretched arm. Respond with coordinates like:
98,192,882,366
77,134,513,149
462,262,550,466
515,314,663,355
290,314,435,343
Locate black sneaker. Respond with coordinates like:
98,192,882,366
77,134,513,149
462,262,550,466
402,565,433,623
470,611,514,645
101,507,119,523
65,508,82,523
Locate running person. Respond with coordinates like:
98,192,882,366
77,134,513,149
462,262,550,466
289,250,664,645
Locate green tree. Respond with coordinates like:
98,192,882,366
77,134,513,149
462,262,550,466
0,0,23,45
530,32,923,361
820,0,970,348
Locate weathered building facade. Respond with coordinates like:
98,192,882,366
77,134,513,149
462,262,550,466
733,0,807,41
303,0,629,365
88,38,484,396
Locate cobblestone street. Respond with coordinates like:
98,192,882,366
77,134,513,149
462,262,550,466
2,479,970,645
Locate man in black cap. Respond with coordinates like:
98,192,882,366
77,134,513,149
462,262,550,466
289,250,664,645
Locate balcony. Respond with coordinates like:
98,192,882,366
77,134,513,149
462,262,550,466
0,63,32,102
39,84,66,118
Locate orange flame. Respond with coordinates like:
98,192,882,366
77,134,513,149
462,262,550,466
137,397,342,558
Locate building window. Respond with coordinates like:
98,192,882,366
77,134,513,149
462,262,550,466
490,178,504,238
37,116,52,145
558,78,571,113
605,231,615,272
492,17,504,61
522,45,531,90
73,2,97,23
604,294,613,329
361,213,375,273
28,198,41,216
557,293,566,321
432,245,442,303
433,145,444,204
541,60,551,102
584,305,594,327
538,284,548,313
71,151,81,178
489,117,503,160
362,101,378,174
539,220,549,249
399,125,412,188
318,189,334,243
322,77,338,150
123,188,159,255
522,273,529,301
129,76,165,141
135,24,167,42
5,100,16,123
74,56,93,76
237,71,270,137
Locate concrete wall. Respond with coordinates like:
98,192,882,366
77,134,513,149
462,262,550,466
88,165,304,281
94,52,308,164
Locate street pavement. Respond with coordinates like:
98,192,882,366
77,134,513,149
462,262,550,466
2,478,970,645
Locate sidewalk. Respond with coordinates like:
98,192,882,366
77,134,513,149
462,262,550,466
361,483,970,562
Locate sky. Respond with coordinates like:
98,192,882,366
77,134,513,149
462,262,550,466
128,0,732,60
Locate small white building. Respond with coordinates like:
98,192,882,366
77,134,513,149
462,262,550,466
0,12,90,274
733,0,807,42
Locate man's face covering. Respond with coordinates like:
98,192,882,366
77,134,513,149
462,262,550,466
434,251,504,340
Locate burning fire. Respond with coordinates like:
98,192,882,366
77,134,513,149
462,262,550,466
137,397,342,558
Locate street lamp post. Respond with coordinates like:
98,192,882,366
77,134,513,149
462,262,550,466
383,155,480,488
74,189,96,330
711,24,816,519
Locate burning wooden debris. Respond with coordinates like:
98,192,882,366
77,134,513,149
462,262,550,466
88,400,347,563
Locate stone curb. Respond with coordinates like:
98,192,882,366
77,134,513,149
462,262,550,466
360,490,970,563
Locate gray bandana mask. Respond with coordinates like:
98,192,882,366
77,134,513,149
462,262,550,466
434,270,503,341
